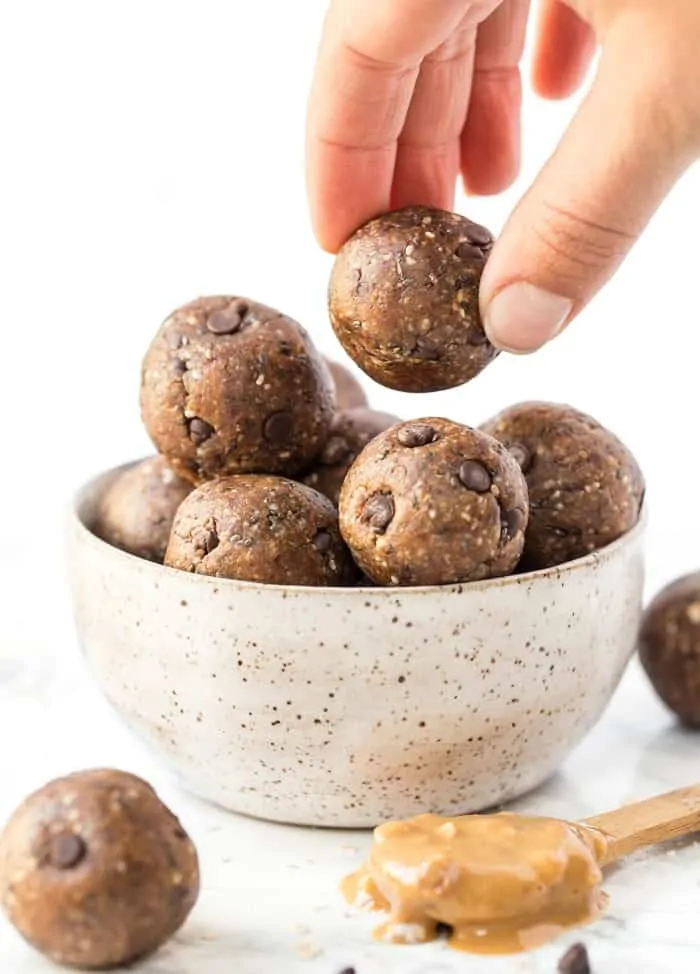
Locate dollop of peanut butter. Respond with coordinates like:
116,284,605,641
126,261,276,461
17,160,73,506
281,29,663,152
341,812,609,954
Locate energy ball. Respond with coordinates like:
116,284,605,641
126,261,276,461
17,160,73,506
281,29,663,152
0,769,199,970
165,475,357,586
481,402,644,570
339,418,528,586
302,408,400,505
329,206,498,393
93,456,192,563
140,296,335,483
638,573,700,727
325,358,368,409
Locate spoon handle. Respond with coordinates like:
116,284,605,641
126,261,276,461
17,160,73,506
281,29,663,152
584,785,700,865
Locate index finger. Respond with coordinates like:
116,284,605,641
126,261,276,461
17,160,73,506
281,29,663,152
306,0,469,252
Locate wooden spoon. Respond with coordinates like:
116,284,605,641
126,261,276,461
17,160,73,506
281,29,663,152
585,785,700,865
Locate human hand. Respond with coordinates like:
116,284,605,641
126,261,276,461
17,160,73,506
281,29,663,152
306,0,700,352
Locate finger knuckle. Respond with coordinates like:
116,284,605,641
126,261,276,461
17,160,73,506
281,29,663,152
534,201,633,280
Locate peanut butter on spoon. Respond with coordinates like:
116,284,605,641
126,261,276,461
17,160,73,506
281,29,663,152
342,786,700,955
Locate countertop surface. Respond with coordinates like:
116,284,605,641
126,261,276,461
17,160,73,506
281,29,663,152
0,587,698,974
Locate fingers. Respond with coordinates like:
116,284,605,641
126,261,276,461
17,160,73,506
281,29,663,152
461,0,530,196
306,0,469,252
532,0,596,100
480,34,692,352
391,25,476,213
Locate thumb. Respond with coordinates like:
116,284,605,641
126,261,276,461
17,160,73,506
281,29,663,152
480,31,694,353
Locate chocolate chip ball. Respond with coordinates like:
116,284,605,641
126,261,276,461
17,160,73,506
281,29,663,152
165,475,357,586
639,574,700,727
93,456,192,563
0,769,199,970
325,358,368,409
329,206,498,393
481,402,644,570
302,408,400,505
140,296,335,483
339,419,528,586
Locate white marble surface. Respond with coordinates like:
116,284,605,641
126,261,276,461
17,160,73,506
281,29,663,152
0,583,699,974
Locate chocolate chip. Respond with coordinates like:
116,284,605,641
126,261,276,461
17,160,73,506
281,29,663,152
337,968,356,974
412,340,440,361
206,309,242,335
188,417,214,445
49,833,86,870
313,531,332,553
264,411,294,444
501,508,526,542
397,423,437,448
458,460,492,493
361,494,394,534
557,943,591,974
193,527,219,555
455,242,485,261
320,435,352,466
466,325,489,346
465,222,493,248
508,441,532,473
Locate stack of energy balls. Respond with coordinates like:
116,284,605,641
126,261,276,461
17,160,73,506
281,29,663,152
95,206,644,589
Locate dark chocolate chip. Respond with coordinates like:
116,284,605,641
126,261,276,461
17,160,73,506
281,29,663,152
454,275,475,290
206,309,242,335
337,969,356,974
465,222,493,247
188,417,214,445
458,460,492,493
264,411,294,444
456,242,485,261
508,441,532,473
320,435,352,466
313,531,332,553
49,833,86,870
412,341,441,361
466,325,489,346
361,494,394,534
192,526,219,555
501,508,526,542
557,943,591,974
397,423,438,448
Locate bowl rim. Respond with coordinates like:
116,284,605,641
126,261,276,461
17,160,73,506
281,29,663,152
69,459,647,598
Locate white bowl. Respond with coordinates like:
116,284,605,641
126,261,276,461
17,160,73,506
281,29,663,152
68,463,646,828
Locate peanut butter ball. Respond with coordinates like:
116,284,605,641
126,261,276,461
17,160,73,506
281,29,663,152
0,769,199,970
639,573,700,727
165,475,357,586
140,296,335,483
93,456,192,563
329,207,498,392
325,358,368,409
302,408,400,505
339,419,528,586
481,402,644,570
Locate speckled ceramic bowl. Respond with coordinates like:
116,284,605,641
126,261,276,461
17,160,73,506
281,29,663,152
68,463,646,828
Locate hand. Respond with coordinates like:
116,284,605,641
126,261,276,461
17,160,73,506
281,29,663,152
306,0,700,352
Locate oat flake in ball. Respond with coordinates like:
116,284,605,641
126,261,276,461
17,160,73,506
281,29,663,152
329,206,498,393
165,475,358,586
481,401,644,570
339,418,528,586
0,769,199,970
140,296,335,483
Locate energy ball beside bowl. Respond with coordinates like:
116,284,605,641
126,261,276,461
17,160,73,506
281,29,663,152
325,358,368,409
140,296,335,483
481,402,644,571
339,419,528,586
329,206,498,393
93,456,192,563
638,573,700,727
0,769,199,970
302,408,401,505
165,475,357,586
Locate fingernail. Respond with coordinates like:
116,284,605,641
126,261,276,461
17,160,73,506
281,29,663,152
483,282,573,353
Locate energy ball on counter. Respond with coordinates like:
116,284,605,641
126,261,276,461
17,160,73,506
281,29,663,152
93,456,192,563
638,573,700,727
0,769,199,970
302,407,400,505
140,296,335,483
165,475,358,586
339,418,528,586
325,357,368,409
329,206,498,393
481,402,644,570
